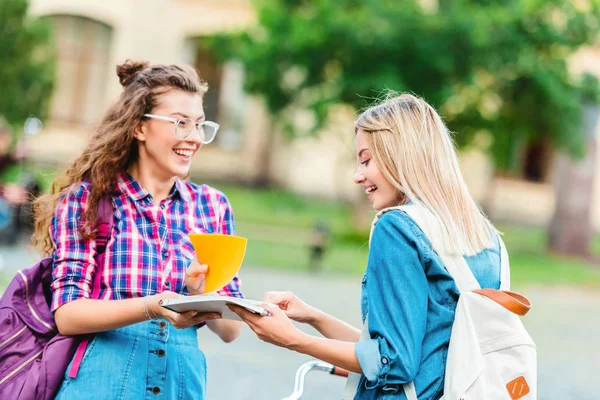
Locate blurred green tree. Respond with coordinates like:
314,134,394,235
211,0,600,258
0,0,54,134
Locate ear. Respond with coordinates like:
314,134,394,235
133,121,146,142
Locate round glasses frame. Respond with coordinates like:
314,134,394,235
143,114,220,144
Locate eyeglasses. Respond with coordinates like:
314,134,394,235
143,114,220,144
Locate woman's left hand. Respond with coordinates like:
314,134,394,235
228,303,307,349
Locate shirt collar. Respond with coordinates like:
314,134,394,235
117,172,148,202
172,179,187,202
117,172,184,203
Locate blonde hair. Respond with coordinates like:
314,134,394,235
356,92,496,255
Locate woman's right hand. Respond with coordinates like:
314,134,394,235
263,291,317,324
148,291,221,329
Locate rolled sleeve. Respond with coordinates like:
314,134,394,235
355,339,385,383
50,184,98,312
357,211,429,388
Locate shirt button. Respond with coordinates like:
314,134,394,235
158,321,167,329
157,331,166,338
381,357,388,365
152,386,161,394
165,281,170,287
162,250,168,259
157,349,166,357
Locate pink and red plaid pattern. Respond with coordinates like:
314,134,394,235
50,172,242,312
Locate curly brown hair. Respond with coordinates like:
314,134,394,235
32,60,208,255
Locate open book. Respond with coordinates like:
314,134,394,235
159,294,269,321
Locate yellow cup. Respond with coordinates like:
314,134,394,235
188,234,248,294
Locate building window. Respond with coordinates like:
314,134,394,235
192,40,223,122
46,15,112,126
184,38,245,150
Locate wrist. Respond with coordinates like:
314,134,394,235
304,306,324,326
147,295,162,319
289,330,313,354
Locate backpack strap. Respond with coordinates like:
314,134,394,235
91,195,114,295
342,315,419,400
471,289,531,316
396,204,481,292
67,194,113,379
91,194,114,299
394,204,480,400
95,195,113,255
344,205,449,400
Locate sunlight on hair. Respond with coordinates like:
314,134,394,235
356,92,496,255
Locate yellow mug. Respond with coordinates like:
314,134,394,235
188,234,248,294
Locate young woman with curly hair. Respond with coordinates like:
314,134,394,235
33,60,243,399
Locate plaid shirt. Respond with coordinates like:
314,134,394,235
50,172,243,312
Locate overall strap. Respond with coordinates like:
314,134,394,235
68,194,113,379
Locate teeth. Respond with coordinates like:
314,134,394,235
365,186,377,194
174,149,193,157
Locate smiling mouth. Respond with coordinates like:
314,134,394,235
366,185,377,195
173,148,194,158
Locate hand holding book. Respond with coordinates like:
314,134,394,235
160,295,269,321
148,291,222,327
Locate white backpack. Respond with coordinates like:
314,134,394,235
343,204,537,400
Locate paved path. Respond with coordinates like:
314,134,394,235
1,243,599,399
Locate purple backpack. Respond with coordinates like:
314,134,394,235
0,196,113,400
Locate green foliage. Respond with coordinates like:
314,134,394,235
0,0,54,133
580,73,600,104
210,0,600,170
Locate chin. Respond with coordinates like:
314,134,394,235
373,198,398,211
171,166,191,179
372,202,385,212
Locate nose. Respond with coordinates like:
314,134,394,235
354,171,365,185
185,126,204,145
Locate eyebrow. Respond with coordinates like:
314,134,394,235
169,112,205,121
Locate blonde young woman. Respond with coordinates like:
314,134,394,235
33,60,243,399
230,93,502,399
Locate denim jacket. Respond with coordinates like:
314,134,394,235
354,210,501,399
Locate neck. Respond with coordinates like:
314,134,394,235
127,163,176,204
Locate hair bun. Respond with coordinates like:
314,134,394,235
116,60,150,87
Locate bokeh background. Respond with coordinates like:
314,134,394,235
1,0,600,399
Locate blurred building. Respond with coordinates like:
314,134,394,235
27,0,600,230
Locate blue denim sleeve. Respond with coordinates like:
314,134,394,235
354,211,429,388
